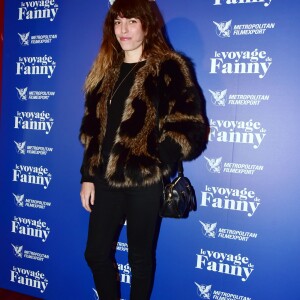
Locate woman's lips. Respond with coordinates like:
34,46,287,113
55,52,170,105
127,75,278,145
120,37,131,41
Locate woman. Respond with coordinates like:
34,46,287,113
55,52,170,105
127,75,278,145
79,0,208,299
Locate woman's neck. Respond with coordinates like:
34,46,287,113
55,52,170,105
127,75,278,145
124,50,144,63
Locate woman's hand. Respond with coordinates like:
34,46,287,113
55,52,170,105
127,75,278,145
80,182,95,212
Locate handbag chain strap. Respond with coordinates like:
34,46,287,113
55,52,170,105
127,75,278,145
178,160,184,177
161,161,184,191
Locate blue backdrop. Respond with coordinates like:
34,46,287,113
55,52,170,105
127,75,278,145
1,1,299,299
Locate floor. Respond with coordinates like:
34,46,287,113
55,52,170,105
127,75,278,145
0,288,42,300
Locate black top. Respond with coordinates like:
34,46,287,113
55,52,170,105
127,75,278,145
100,61,146,172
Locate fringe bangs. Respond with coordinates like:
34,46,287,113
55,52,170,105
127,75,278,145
110,0,149,21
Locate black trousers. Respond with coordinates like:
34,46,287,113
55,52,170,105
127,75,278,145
85,177,163,300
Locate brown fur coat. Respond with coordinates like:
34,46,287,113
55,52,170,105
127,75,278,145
80,52,208,187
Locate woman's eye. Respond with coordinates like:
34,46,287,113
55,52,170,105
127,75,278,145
129,19,137,23
114,20,121,25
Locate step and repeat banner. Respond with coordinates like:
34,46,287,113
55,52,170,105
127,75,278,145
0,1,299,299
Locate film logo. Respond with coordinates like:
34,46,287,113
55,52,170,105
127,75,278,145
209,118,267,149
16,87,56,101
204,156,264,176
213,20,275,38
10,266,48,293
212,0,272,7
208,89,269,106
194,283,252,300
18,0,59,22
200,185,261,217
14,111,54,134
13,193,52,210
14,141,54,156
196,249,254,282
16,55,56,78
12,164,52,189
199,220,258,242
11,244,50,262
210,49,272,78
11,216,50,242
18,32,58,45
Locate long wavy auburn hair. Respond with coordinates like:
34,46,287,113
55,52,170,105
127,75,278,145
84,0,172,93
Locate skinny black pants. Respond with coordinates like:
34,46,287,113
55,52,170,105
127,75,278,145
85,177,163,300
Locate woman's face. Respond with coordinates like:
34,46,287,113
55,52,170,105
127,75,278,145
114,16,145,59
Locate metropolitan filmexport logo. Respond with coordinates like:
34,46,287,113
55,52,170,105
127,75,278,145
16,87,28,100
16,86,56,101
12,244,23,258
209,89,227,106
204,156,222,173
209,88,270,106
195,282,212,299
14,140,54,156
213,20,232,38
204,156,264,175
14,141,26,155
12,193,52,209
213,19,275,37
11,244,50,262
200,221,217,238
18,32,30,45
199,218,258,241
194,282,253,300
18,32,58,45
13,193,25,207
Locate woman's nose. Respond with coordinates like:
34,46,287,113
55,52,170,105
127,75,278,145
121,21,128,33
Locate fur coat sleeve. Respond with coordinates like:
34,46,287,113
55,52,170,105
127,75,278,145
156,54,208,162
